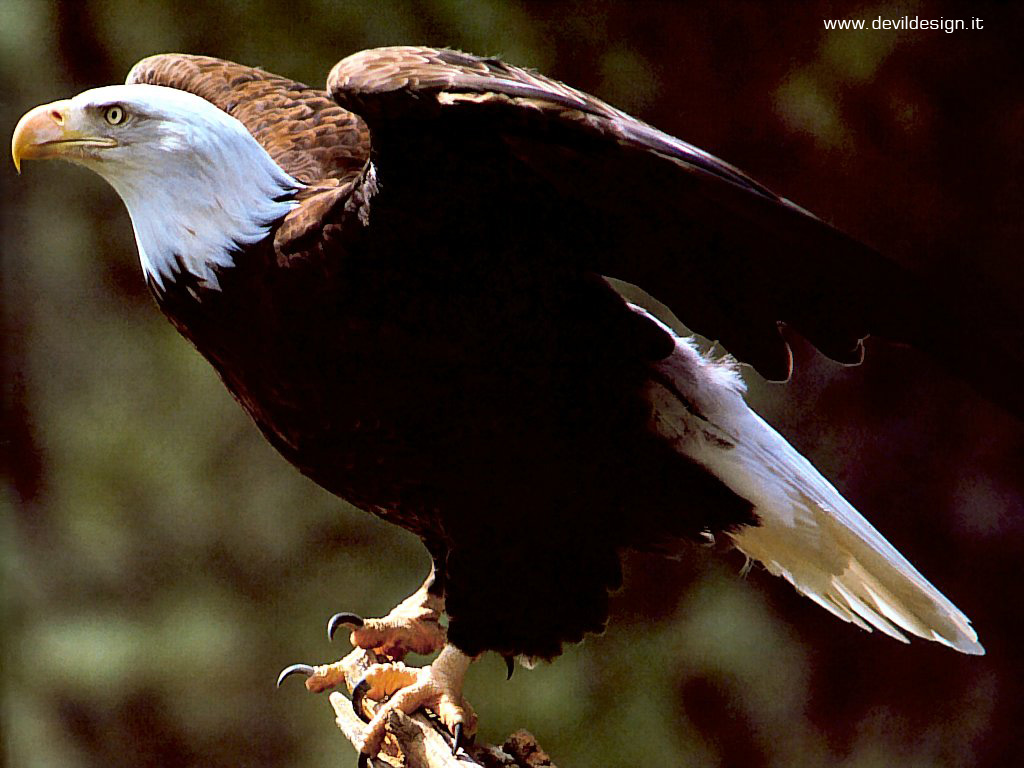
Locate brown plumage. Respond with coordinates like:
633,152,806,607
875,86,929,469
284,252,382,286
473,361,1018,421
128,53,371,262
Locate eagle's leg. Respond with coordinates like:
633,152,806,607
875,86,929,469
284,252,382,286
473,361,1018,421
328,563,447,661
352,644,477,762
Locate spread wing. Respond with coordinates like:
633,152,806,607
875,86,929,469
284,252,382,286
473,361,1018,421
326,46,1023,412
125,50,1021,414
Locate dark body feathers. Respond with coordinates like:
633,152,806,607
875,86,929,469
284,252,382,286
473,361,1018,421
124,49,1015,658
131,52,757,658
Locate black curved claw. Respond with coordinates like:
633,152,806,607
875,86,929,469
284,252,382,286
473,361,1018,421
276,663,316,688
357,752,370,768
452,722,464,756
351,677,372,723
327,612,365,641
504,655,514,680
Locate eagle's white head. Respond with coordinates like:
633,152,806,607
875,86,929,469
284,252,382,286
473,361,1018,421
12,83,301,289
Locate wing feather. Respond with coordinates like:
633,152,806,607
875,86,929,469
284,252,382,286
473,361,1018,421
326,46,1023,414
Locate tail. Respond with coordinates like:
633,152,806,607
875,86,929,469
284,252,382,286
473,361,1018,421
640,306,984,655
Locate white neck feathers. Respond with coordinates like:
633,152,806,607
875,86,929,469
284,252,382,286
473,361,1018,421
84,85,301,290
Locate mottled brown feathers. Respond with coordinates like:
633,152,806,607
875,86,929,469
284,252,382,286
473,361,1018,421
128,54,371,260
128,53,368,184
328,46,615,118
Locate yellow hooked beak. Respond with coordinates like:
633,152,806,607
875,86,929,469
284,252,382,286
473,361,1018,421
12,100,117,173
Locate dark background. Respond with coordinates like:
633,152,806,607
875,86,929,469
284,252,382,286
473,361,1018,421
2,1,1022,766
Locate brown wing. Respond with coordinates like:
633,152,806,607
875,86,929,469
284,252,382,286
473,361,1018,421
328,46,776,200
325,46,1024,414
127,53,372,259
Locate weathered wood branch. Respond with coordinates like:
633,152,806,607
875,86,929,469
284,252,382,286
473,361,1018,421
325,648,558,768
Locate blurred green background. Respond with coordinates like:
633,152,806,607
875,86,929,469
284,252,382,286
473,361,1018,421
2,1,1022,766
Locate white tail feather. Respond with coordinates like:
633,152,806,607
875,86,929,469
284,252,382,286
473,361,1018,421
639,305,984,655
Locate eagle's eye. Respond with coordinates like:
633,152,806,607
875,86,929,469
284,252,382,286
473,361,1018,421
104,105,125,125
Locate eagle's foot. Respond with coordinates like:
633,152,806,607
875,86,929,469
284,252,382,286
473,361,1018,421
328,578,446,661
353,644,477,763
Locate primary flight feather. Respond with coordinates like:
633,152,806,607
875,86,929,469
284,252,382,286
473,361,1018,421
13,48,990,762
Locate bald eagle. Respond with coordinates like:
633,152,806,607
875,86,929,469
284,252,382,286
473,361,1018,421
13,48,997,762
